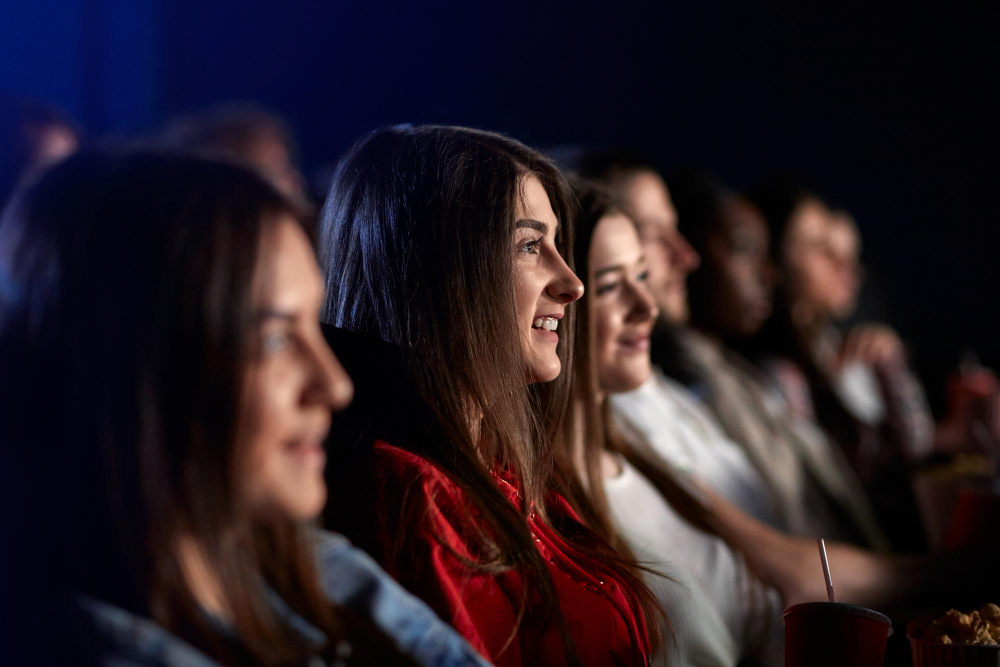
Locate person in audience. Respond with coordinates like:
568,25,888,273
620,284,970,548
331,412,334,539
319,125,657,666
654,171,892,549
0,149,491,666
748,186,936,549
749,186,934,478
564,155,882,548
163,101,307,202
564,182,992,666
558,152,780,527
566,183,784,666
0,96,79,208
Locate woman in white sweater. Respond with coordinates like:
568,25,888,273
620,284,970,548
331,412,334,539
562,184,785,666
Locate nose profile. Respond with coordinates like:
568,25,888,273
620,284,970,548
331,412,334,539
307,340,355,412
627,279,659,323
670,231,700,273
547,253,585,304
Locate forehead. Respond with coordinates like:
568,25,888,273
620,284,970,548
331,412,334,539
623,172,676,227
588,213,643,271
516,174,558,228
789,200,829,239
828,215,859,246
256,217,323,308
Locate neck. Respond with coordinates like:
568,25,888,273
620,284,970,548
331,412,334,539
791,300,827,343
176,533,229,621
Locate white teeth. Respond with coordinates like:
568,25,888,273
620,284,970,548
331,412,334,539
533,318,544,328
532,317,559,331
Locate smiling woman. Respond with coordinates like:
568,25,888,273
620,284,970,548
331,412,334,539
514,176,584,382
0,149,491,666
320,124,658,666
561,182,785,666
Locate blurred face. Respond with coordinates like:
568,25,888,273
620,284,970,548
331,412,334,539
514,175,585,383
241,218,354,521
621,171,700,323
589,213,659,394
825,213,862,318
782,199,839,316
700,196,774,338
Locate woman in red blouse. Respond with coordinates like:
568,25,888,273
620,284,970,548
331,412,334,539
318,125,658,665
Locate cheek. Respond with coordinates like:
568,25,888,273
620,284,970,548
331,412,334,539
240,367,300,479
514,266,544,319
594,308,619,358
646,246,672,282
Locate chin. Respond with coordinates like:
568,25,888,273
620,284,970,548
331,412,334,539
527,357,562,384
284,483,327,522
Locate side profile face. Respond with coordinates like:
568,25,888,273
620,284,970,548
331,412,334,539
825,212,863,319
781,198,840,317
699,196,775,338
621,171,700,324
589,212,658,394
514,174,585,383
241,218,354,521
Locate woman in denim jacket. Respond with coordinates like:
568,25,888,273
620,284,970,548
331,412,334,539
0,149,491,667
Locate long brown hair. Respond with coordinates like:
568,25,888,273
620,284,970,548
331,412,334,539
0,150,352,664
320,125,658,661
567,182,720,547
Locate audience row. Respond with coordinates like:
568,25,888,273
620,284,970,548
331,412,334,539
2,104,998,666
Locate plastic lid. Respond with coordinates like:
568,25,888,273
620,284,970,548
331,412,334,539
783,602,893,636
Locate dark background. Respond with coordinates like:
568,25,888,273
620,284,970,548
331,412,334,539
3,0,998,402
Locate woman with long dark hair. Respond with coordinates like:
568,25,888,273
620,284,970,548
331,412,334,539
320,125,657,666
0,149,490,666
564,184,784,666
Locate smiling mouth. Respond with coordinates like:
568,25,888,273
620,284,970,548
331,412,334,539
531,317,559,342
532,316,559,331
285,440,327,468
618,334,651,350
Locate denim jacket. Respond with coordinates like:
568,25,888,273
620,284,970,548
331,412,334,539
69,530,492,666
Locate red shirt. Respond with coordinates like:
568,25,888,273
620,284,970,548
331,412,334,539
370,441,651,666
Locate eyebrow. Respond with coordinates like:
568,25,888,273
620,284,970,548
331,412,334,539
515,218,559,235
594,265,625,278
593,255,646,278
255,308,297,323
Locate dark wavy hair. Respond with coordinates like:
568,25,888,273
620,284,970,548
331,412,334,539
319,125,657,661
0,150,355,664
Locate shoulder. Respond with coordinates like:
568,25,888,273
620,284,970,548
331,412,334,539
368,441,487,561
70,596,219,666
313,530,492,667
370,441,469,513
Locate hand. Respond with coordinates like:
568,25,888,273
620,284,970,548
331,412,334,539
836,324,905,370
939,369,1000,453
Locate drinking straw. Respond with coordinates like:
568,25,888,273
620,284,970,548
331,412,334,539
817,538,835,603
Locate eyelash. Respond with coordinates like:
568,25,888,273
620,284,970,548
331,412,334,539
596,272,649,295
518,238,543,255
